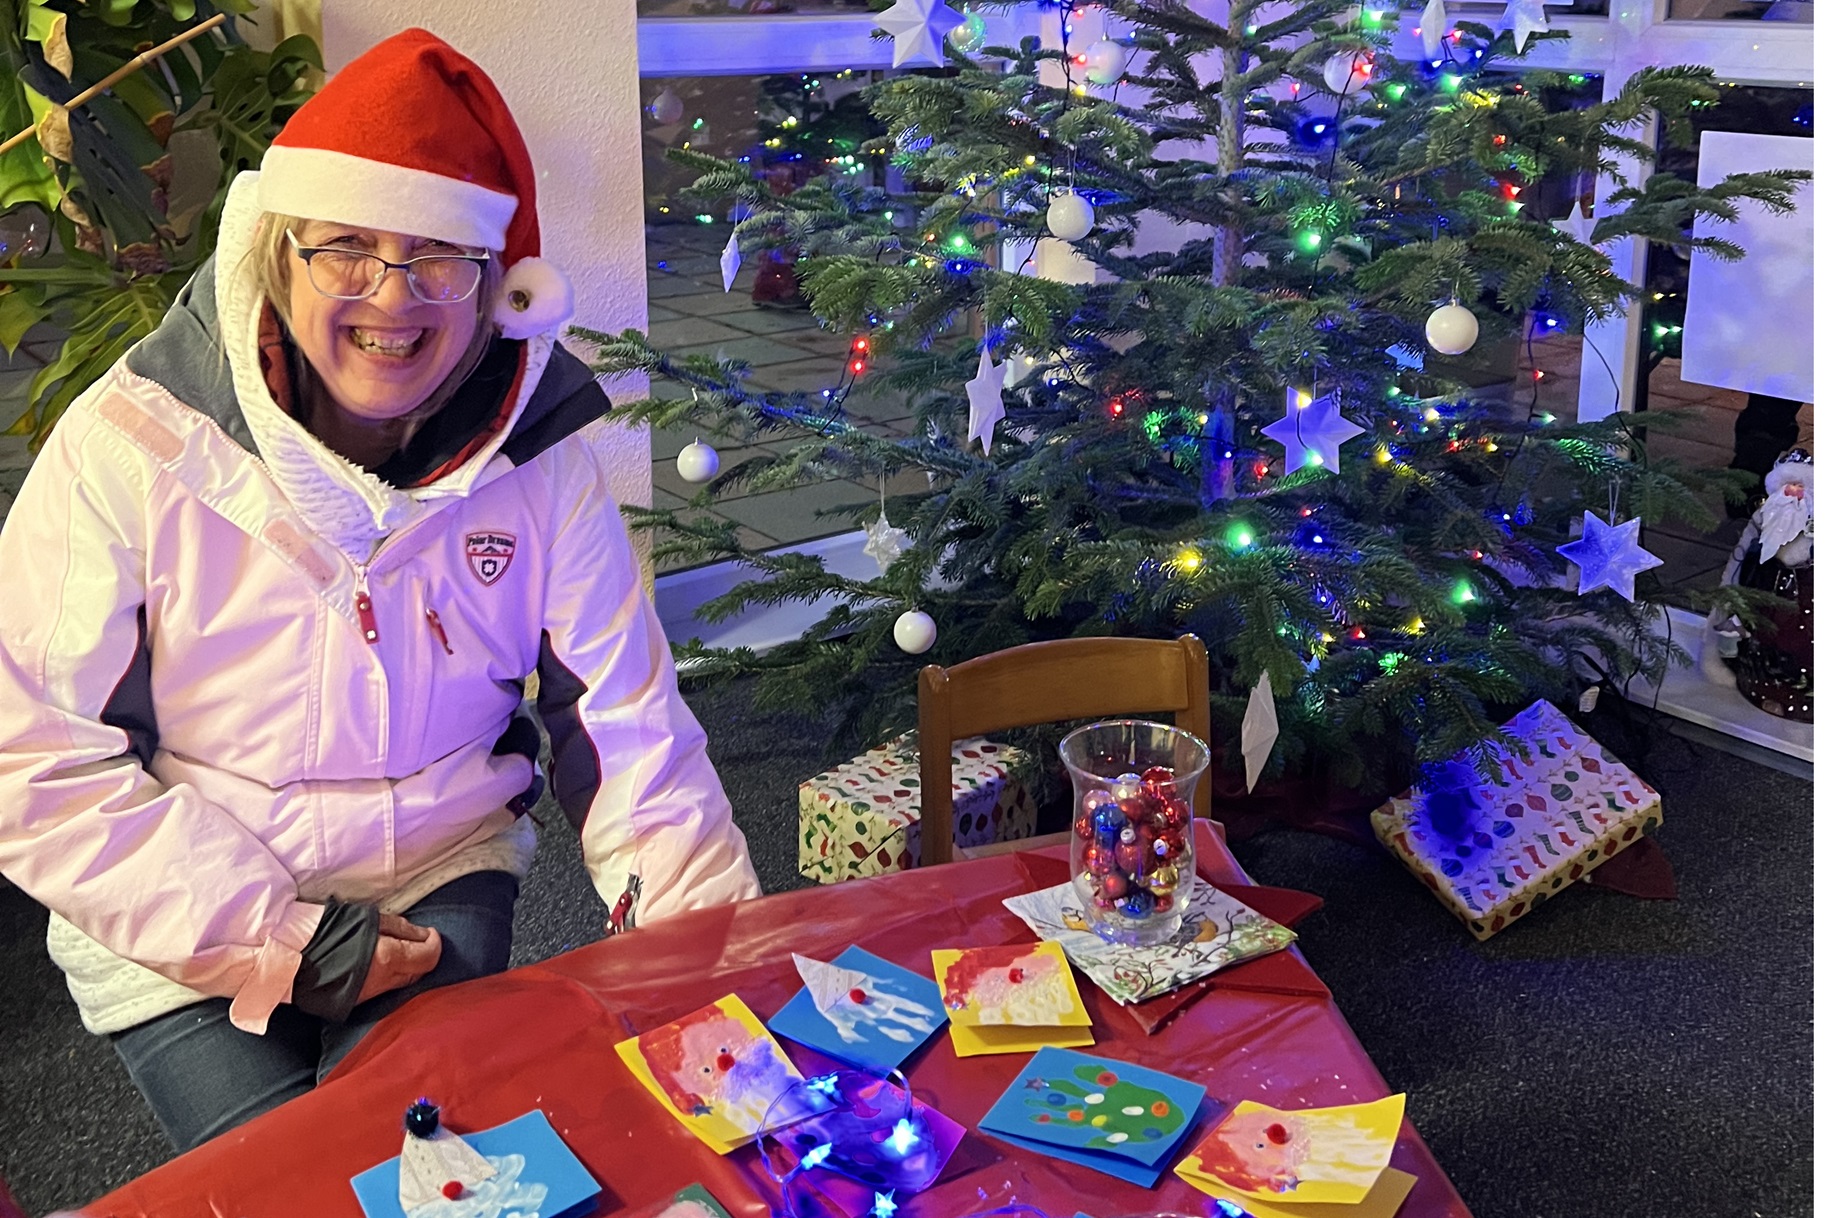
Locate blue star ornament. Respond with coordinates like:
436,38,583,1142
1261,388,1365,474
1557,511,1664,601
875,0,966,67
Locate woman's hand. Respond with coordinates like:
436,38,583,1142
355,913,442,1005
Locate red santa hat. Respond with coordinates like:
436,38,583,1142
255,27,571,340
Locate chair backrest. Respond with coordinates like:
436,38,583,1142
916,634,1211,866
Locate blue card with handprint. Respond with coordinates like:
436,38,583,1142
768,945,945,1073
978,1048,1207,1186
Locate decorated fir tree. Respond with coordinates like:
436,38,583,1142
582,1,1806,794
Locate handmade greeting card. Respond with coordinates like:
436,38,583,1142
768,947,945,1072
616,994,824,1154
977,1047,1206,1187
930,942,1094,1056
350,1110,598,1218
1176,1165,1418,1218
1003,879,1296,1005
626,1184,736,1218
1175,1094,1406,1206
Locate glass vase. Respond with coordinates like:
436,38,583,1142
1060,719,1210,947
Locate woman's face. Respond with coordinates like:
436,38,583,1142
285,220,483,422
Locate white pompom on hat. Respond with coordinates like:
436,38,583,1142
255,27,572,338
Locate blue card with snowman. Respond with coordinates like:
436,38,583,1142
768,945,945,1073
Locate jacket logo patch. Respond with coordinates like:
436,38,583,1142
465,532,517,586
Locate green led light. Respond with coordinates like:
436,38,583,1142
946,232,974,253
1454,580,1477,604
1568,74,1588,84
694,213,714,224
691,118,705,130
1442,75,1462,92
1306,450,1325,467
1388,83,1407,100
1298,230,1324,252
1226,522,1255,550
1387,385,1401,397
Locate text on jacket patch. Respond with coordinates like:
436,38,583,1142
465,531,518,586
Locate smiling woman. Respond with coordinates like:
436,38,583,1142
248,216,503,471
0,26,760,1160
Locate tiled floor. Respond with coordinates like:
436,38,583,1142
643,222,919,572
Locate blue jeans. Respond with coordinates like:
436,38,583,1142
110,870,519,1153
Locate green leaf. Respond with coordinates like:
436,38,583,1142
0,289,44,357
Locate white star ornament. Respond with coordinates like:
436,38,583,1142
965,347,1007,454
1261,388,1366,475
875,0,966,68
1556,511,1664,601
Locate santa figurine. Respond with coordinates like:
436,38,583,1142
1714,448,1812,722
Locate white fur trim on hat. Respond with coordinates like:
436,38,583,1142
257,145,517,252
494,256,573,340
1765,448,1813,495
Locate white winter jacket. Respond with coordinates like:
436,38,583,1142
0,175,759,1036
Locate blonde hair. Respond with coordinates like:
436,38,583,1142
248,212,505,429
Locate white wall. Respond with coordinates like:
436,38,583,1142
320,2,654,539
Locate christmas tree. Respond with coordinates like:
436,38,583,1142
581,1,1806,793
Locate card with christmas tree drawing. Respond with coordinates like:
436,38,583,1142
615,995,828,1154
930,941,1094,1056
977,1047,1206,1186
1003,879,1296,1004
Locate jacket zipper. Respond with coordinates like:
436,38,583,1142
354,568,379,645
425,608,453,655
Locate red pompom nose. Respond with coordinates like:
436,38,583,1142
1008,967,1024,983
442,1181,464,1200
1265,1123,1290,1145
716,1052,736,1072
849,987,868,1004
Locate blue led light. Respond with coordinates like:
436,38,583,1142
802,1143,833,1170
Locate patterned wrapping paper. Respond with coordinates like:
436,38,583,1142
1369,700,1664,940
799,733,1038,882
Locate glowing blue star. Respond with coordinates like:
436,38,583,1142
1556,511,1664,601
1261,388,1365,474
873,1192,898,1218
805,1073,841,1098
886,1117,922,1156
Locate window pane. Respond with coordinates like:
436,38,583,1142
642,72,901,571
636,0,872,15
1664,0,1811,21
1634,84,1813,591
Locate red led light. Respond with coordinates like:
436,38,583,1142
1350,627,1367,640
852,336,870,353
851,359,867,375
1300,507,1313,517
1109,400,1124,416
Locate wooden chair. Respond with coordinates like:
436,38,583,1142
916,634,1211,866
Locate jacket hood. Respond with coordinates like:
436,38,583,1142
125,172,608,560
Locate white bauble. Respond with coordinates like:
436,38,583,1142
675,440,721,484
1082,38,1126,86
948,8,987,52
647,88,685,125
893,609,938,654
1424,303,1480,355
1047,192,1095,242
1322,50,1374,95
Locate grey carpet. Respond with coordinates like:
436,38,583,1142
0,684,1810,1218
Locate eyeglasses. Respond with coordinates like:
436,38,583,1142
285,230,489,304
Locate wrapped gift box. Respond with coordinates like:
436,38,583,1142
799,734,1038,882
1370,700,1664,939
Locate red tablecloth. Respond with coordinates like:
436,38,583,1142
82,823,1472,1218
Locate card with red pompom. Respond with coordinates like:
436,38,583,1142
350,1110,598,1218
